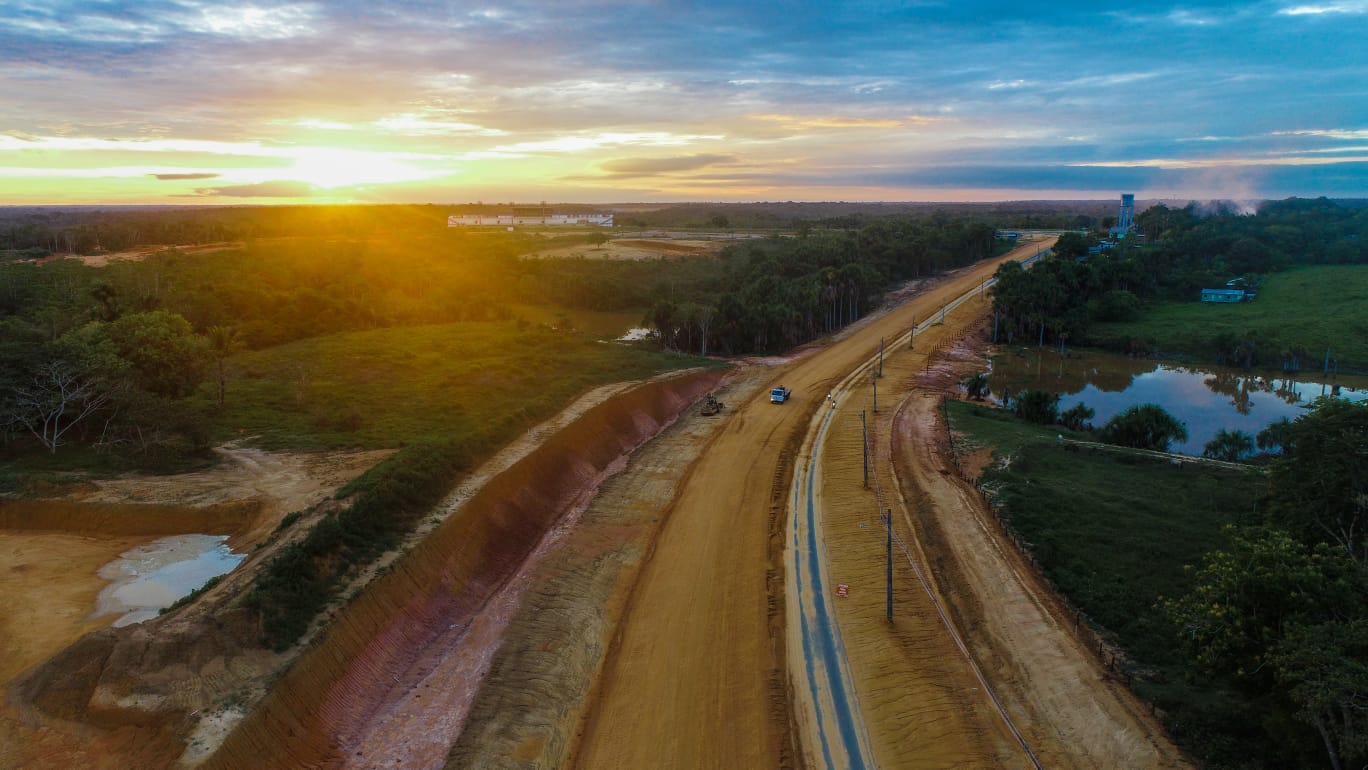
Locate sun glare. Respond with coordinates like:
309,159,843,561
285,147,440,188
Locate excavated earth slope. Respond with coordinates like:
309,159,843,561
203,369,723,769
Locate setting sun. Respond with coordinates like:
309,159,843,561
282,147,442,189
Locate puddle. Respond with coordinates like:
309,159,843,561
617,327,652,342
94,534,245,627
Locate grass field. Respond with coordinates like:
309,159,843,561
1088,265,1368,370
944,399,1271,767
207,321,713,647
0,321,710,492
208,320,712,450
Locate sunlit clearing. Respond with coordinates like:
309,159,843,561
286,148,439,188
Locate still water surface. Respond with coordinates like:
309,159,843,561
987,349,1368,456
94,534,244,627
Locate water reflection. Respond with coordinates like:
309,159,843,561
94,534,244,627
988,349,1368,456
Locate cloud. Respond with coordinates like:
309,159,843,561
1278,1,1368,14
748,114,936,130
3,1,1368,202
151,172,220,180
597,154,738,177
1274,128,1368,140
190,180,315,198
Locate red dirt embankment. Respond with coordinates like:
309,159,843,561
204,369,724,769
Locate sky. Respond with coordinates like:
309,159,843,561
1,0,1366,205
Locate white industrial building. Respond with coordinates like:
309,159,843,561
447,207,614,227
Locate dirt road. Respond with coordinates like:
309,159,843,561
566,239,1182,768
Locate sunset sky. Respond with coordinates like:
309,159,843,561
2,1,1366,205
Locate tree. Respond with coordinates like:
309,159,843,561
1052,231,1093,260
1203,428,1255,462
1269,620,1368,770
1165,527,1368,770
1266,399,1368,565
962,373,990,401
1258,417,1294,454
7,334,126,453
694,304,717,357
648,299,678,350
105,311,210,399
206,325,244,407
1012,389,1059,425
1059,402,1095,432
1098,403,1187,451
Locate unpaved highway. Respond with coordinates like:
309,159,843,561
570,237,1191,769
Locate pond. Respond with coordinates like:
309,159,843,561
985,348,1368,456
94,534,245,627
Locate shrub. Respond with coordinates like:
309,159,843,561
1012,389,1060,425
1099,404,1188,451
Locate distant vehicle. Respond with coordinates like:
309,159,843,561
700,394,724,416
770,386,792,404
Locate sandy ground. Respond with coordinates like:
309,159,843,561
523,238,725,261
447,373,771,768
33,242,239,268
0,532,148,687
0,445,391,770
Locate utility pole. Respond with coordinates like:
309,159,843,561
861,410,868,488
878,336,884,377
872,368,878,414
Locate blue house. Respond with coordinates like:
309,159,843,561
1201,288,1247,303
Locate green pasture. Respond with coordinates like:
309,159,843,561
206,320,709,450
1089,265,1368,369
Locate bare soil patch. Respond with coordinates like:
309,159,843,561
0,445,391,770
34,242,240,268
523,238,724,261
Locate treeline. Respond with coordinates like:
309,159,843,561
990,197,1368,357
0,204,457,256
615,200,1116,231
635,219,999,354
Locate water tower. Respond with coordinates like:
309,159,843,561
1116,193,1135,234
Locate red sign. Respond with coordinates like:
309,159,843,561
836,583,849,597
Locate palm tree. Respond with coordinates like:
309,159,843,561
206,325,243,407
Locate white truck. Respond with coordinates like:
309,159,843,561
770,386,792,404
